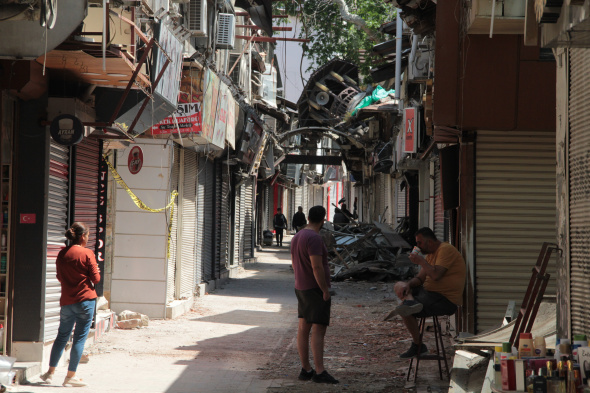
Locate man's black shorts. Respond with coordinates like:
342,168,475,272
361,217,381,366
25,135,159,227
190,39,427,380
295,288,331,326
411,286,457,318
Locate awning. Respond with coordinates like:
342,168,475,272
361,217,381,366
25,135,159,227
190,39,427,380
234,0,273,37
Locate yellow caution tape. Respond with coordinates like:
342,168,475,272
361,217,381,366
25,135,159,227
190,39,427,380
102,154,178,259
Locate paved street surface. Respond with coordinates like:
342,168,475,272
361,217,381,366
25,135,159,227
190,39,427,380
15,235,452,393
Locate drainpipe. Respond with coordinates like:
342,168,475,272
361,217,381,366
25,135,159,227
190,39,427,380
395,10,402,99
409,35,418,79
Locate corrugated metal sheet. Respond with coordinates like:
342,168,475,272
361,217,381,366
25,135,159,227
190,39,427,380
569,48,590,337
44,140,70,341
73,139,99,251
219,171,230,272
397,179,407,222
234,179,243,264
180,149,197,298
242,178,254,259
167,145,180,303
475,130,556,332
433,157,444,241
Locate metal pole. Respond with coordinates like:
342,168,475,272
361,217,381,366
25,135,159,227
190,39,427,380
395,10,402,99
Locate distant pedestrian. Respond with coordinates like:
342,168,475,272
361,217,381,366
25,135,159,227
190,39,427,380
292,206,307,233
273,208,288,247
40,222,101,387
290,206,339,384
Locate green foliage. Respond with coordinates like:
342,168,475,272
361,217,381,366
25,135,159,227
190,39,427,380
275,0,396,81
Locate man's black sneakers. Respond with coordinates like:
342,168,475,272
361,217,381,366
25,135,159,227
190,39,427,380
395,300,424,317
312,370,339,384
399,342,428,359
298,368,315,381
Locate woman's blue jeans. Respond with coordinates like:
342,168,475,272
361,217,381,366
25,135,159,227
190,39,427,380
49,299,96,372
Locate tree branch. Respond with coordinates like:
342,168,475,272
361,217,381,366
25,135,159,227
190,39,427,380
329,0,379,43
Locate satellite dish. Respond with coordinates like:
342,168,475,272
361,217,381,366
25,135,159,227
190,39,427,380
316,91,330,106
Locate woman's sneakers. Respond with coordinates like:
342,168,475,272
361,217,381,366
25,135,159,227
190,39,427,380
312,370,339,384
40,371,54,384
298,367,315,381
63,376,87,387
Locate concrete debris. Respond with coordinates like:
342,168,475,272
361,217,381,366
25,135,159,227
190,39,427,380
96,296,109,311
323,221,418,282
117,310,149,327
116,319,142,329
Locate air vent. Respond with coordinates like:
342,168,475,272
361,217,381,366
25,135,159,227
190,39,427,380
186,0,207,36
216,13,235,49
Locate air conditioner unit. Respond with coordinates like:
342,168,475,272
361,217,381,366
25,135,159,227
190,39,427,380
216,13,235,49
185,0,207,36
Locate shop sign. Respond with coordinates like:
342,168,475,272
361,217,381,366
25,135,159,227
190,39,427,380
202,69,221,144
151,103,202,135
403,108,418,153
212,84,229,148
20,214,36,224
154,25,183,107
50,114,84,146
226,94,237,149
128,146,143,175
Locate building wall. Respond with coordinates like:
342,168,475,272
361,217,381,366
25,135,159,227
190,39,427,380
111,140,171,318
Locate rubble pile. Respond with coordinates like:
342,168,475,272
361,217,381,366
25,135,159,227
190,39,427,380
322,221,418,282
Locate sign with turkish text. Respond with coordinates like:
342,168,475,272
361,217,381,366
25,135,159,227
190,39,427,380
151,102,202,135
50,114,84,146
128,146,143,175
403,108,417,153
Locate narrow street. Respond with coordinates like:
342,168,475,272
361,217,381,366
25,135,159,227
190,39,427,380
17,236,451,393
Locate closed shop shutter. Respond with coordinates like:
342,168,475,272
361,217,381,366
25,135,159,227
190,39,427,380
242,178,254,259
73,139,100,251
265,185,272,231
233,180,241,265
396,179,406,223
475,130,556,332
295,186,302,214
569,48,590,337
196,156,204,282
44,141,70,341
219,171,230,272
214,161,223,278
180,149,197,298
433,157,445,241
203,160,215,280
375,174,384,222
167,146,180,302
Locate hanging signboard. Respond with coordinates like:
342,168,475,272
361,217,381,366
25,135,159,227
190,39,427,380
154,25,183,107
226,94,237,149
128,146,144,174
150,69,203,136
403,107,418,153
202,69,220,143
212,84,229,148
50,114,84,146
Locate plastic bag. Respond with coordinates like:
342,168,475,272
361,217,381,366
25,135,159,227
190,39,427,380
0,355,16,386
351,85,395,116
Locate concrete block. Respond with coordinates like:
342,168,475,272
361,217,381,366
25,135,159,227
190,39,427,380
117,319,141,329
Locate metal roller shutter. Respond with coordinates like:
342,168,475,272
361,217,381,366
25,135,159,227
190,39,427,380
242,178,253,259
265,185,272,231
203,160,215,280
73,139,99,251
375,174,384,222
433,157,444,241
196,156,204,282
234,180,242,264
44,141,70,341
167,146,180,303
179,149,197,298
220,171,230,272
475,130,556,332
214,161,223,278
569,48,590,337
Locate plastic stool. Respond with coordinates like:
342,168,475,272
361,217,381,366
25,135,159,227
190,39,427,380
406,315,451,382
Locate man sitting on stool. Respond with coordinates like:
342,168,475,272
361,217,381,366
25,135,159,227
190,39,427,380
394,227,466,358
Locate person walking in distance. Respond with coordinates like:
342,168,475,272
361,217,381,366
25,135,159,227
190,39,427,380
292,206,307,233
273,207,288,247
290,206,339,384
40,222,101,387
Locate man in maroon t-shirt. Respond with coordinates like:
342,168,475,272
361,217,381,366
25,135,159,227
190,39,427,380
290,205,339,385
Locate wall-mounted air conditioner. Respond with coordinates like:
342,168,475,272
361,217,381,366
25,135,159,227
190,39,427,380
216,13,235,49
186,0,207,36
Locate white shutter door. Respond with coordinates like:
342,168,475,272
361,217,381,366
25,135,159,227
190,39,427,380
167,146,180,302
243,178,253,259
569,48,590,337
475,130,556,332
180,150,197,298
233,181,242,264
220,172,230,272
44,141,70,341
203,161,215,280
